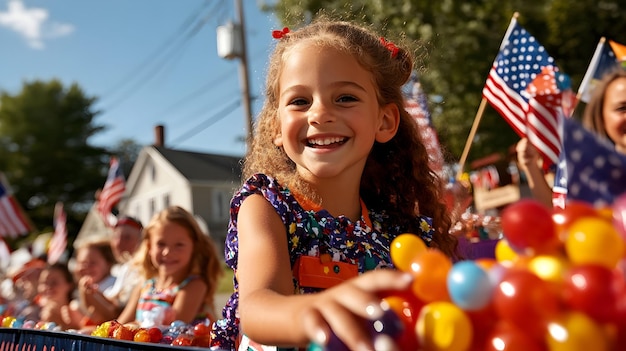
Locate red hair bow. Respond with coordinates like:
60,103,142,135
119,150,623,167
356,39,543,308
272,27,290,39
380,37,399,58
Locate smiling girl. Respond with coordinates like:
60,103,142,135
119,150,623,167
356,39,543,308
210,18,457,351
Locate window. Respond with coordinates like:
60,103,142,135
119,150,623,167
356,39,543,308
150,163,157,182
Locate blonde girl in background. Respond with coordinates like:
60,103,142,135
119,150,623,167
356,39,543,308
210,17,457,351
117,206,223,327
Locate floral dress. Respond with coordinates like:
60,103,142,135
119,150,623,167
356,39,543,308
209,173,434,351
136,275,213,327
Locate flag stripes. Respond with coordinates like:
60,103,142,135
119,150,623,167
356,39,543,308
98,157,126,227
0,175,31,238
48,202,67,264
482,17,564,169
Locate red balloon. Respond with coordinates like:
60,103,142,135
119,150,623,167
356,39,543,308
552,200,598,237
563,264,618,323
466,303,498,350
482,321,547,351
501,199,558,252
492,270,560,339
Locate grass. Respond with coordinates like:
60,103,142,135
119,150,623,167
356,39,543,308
217,263,234,294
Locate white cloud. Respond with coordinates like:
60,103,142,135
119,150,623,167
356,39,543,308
0,0,74,49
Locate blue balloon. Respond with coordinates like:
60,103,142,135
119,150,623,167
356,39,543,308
447,260,493,310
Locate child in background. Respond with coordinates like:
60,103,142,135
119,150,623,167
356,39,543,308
68,239,117,328
210,18,457,351
6,257,46,319
37,262,75,329
517,68,626,207
78,217,144,326
116,206,223,328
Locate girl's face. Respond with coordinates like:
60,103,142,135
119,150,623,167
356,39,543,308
75,247,112,283
603,76,626,154
38,268,72,304
274,44,399,181
148,221,194,277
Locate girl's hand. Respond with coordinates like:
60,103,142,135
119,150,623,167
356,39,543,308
78,276,97,294
300,269,412,351
516,137,540,169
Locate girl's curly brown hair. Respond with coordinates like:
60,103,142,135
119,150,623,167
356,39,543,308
243,18,457,258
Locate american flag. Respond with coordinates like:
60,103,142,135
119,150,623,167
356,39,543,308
523,66,571,168
0,173,32,238
48,202,67,264
554,117,626,208
404,80,444,175
482,18,565,169
98,157,126,227
577,38,619,104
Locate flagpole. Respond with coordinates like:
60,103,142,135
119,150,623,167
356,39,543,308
455,12,519,180
456,98,487,179
573,37,606,114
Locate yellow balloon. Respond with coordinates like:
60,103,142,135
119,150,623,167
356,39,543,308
528,255,569,284
417,302,472,351
390,233,427,272
546,312,609,351
495,239,518,264
565,218,625,268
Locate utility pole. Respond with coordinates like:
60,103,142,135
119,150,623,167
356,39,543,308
234,0,253,148
216,0,253,149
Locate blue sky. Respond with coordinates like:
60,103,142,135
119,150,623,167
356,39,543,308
0,0,280,157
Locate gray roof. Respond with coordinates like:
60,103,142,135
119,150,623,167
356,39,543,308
153,146,243,183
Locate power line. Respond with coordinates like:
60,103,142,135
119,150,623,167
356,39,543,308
99,1,223,112
169,98,241,147
157,43,270,128
160,67,237,117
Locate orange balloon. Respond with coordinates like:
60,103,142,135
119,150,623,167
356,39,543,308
474,258,497,271
410,249,452,302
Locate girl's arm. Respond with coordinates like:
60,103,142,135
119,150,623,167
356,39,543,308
116,284,142,324
516,138,553,208
236,194,413,350
77,276,120,324
170,279,207,323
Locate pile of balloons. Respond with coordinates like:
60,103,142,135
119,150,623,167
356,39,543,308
379,195,626,351
90,319,212,346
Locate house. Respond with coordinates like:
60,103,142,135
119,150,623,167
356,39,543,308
76,125,243,254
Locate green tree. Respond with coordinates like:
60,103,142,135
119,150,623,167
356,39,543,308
111,138,142,177
0,79,110,244
267,0,626,170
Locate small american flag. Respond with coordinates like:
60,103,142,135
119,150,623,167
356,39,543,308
405,80,444,175
98,157,126,227
482,17,565,169
554,117,626,208
523,66,571,168
0,173,32,238
577,38,619,104
48,202,67,264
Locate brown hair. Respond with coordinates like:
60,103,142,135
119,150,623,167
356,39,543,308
582,68,626,141
243,18,457,258
134,206,224,313
76,239,117,268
